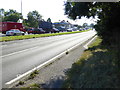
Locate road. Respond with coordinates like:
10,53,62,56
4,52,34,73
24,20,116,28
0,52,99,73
1,30,96,87
0,33,6,37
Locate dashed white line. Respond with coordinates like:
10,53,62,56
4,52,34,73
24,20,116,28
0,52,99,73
1,46,39,58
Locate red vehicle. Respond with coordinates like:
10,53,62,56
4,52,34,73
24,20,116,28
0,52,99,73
27,28,45,34
0,22,26,34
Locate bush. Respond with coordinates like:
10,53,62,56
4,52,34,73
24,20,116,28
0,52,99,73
18,81,25,85
63,37,120,88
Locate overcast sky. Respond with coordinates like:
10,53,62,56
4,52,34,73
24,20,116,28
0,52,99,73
0,0,97,25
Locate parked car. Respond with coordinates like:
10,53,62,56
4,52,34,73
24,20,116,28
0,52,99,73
27,29,34,34
27,28,45,34
6,29,25,36
72,27,78,31
56,27,66,32
33,28,45,34
67,28,72,32
79,28,83,31
51,28,59,33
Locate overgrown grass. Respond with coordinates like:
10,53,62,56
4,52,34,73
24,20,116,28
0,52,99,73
20,83,41,89
63,37,120,88
15,70,40,89
0,30,90,42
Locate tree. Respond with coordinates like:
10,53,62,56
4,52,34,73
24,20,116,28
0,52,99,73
77,25,82,29
90,23,94,28
47,18,52,22
65,2,92,20
0,8,5,21
64,2,120,46
23,10,42,28
63,2,120,88
2,9,22,22
82,23,88,28
64,2,120,66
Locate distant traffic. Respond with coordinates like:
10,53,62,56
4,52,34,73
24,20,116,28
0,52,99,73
0,21,92,36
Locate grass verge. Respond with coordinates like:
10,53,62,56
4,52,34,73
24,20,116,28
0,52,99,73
20,83,41,89
0,30,90,42
15,69,39,87
63,37,120,88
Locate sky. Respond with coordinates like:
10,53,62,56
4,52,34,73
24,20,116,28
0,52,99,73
0,0,97,25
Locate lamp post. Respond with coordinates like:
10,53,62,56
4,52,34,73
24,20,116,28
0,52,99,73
21,0,22,15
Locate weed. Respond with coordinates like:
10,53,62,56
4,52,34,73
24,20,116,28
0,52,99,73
33,69,39,74
28,70,39,79
29,83,41,88
20,83,41,90
66,51,69,55
28,73,37,79
18,81,25,85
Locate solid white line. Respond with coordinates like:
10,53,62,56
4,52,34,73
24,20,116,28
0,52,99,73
5,34,96,88
84,35,97,49
5,49,66,86
1,46,39,58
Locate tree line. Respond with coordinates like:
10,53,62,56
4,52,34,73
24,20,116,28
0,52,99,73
0,8,52,28
64,2,120,63
63,2,120,88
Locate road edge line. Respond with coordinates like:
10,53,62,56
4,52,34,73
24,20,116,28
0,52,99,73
4,35,97,88
83,35,97,49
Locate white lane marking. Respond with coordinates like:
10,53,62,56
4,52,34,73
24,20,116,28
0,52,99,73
2,32,96,58
5,50,66,86
0,45,7,47
84,35,97,49
1,46,39,58
5,34,96,88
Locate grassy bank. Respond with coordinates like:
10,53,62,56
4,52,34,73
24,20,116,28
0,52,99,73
63,37,120,88
0,30,90,42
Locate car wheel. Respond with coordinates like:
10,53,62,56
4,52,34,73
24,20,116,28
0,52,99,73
14,33,16,36
22,33,24,35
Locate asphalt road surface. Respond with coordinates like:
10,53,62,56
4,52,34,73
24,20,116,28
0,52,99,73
1,30,96,87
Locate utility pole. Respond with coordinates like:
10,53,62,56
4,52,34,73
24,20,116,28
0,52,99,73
19,0,23,23
21,0,22,15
